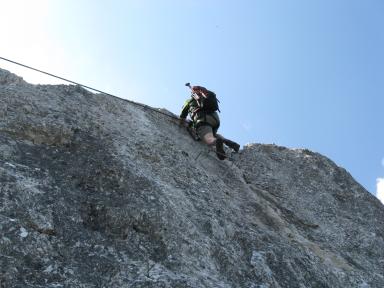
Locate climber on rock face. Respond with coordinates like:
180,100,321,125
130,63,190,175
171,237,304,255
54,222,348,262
179,83,240,160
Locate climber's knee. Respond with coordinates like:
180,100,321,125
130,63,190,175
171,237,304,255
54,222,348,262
197,125,216,146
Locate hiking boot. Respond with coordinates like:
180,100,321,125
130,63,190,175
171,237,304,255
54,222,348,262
216,138,226,160
223,139,240,152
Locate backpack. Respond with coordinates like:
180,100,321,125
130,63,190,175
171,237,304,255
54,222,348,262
191,86,220,113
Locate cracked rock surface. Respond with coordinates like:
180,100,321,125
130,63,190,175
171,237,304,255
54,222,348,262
0,68,383,287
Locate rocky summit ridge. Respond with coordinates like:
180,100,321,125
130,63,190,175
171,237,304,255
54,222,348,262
0,68,383,288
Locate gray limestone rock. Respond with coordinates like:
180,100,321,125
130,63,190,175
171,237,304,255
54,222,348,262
0,68,383,287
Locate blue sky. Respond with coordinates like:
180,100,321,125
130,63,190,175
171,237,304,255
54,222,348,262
1,0,383,201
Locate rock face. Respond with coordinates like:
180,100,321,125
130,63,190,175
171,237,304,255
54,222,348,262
0,68,383,288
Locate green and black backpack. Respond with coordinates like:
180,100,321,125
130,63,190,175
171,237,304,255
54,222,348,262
191,86,220,113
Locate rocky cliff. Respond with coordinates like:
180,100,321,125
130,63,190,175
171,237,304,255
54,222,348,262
0,68,383,288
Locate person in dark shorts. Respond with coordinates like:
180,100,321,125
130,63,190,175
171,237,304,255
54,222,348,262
179,84,240,160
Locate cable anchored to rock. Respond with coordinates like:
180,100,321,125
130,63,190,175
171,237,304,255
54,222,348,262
0,56,180,122
0,56,236,162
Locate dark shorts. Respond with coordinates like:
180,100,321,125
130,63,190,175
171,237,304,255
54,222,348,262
196,124,220,140
194,112,220,137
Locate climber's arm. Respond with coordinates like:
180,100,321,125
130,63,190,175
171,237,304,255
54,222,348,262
179,98,192,120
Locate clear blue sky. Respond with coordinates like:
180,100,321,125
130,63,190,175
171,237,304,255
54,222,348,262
1,0,383,200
